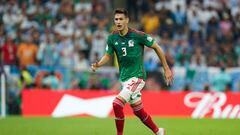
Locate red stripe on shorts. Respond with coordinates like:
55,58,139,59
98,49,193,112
131,79,142,92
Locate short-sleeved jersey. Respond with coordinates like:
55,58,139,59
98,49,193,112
106,28,155,82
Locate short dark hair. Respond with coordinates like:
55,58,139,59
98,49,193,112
114,8,128,17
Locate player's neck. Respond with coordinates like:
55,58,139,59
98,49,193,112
119,27,128,36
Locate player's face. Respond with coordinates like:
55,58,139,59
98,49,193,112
114,13,129,31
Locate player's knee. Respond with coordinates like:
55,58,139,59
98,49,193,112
112,98,125,110
131,101,143,112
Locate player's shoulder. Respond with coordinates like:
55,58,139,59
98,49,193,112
107,30,118,44
111,30,119,34
108,30,118,39
128,28,145,37
109,30,119,36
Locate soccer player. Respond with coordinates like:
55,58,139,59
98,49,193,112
91,9,173,135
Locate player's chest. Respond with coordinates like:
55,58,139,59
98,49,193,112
112,37,141,50
112,36,143,57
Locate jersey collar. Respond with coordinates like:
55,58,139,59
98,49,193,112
119,27,132,37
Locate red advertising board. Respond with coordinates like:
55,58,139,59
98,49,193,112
22,90,240,118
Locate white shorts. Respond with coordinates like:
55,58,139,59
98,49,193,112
118,77,145,104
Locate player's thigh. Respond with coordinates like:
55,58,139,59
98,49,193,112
118,77,145,103
129,79,145,104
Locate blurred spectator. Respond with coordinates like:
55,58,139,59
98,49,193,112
218,42,237,67
187,9,201,34
144,58,158,72
74,0,92,14
91,1,108,31
176,47,191,67
58,0,74,18
7,74,21,114
54,16,74,37
35,6,54,30
172,4,186,32
55,36,74,68
31,28,41,45
235,39,240,65
206,16,219,38
37,34,57,67
75,8,91,28
74,26,92,58
145,76,162,91
173,38,191,67
219,14,233,37
204,36,219,66
17,35,38,67
233,12,240,38
155,0,171,11
70,71,90,89
1,35,17,65
190,47,206,68
189,31,204,47
18,67,34,89
20,11,39,30
42,71,61,90
90,22,108,62
0,23,5,47
73,51,90,72
199,6,219,26
87,73,102,89
97,0,111,12
158,7,174,37
141,9,159,34
127,0,139,21
211,67,231,92
45,0,60,17
2,6,23,33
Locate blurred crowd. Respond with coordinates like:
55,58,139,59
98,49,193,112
1,0,240,114
140,0,240,69
0,0,240,95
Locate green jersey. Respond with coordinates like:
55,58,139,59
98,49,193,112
106,28,155,82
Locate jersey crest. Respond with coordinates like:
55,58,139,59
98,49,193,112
128,40,134,47
147,36,153,42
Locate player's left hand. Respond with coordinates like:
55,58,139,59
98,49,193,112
164,68,173,86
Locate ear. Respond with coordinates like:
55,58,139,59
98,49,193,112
126,17,129,23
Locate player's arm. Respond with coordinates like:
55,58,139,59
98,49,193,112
150,42,173,85
91,53,111,72
91,35,114,72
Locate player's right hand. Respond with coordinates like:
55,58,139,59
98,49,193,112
164,68,174,86
91,62,99,72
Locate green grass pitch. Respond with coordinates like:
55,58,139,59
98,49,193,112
0,117,239,135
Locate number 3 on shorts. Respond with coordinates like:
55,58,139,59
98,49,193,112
122,47,127,56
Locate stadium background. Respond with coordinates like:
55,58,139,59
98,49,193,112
0,0,240,134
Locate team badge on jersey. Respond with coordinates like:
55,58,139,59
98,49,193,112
147,36,153,42
128,40,134,47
